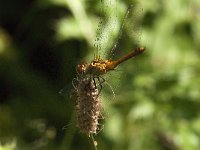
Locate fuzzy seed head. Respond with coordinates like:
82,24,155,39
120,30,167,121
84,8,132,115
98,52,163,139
75,77,102,136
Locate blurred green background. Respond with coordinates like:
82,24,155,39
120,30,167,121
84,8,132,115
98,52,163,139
0,0,200,150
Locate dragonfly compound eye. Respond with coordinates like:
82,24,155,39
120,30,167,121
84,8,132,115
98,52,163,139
76,63,89,74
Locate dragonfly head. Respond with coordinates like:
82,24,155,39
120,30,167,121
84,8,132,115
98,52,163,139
76,62,89,75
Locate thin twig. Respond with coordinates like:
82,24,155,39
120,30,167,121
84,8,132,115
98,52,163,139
60,110,76,150
88,134,98,150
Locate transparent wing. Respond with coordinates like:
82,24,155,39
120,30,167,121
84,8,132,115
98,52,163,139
107,2,144,60
59,83,75,98
93,0,119,60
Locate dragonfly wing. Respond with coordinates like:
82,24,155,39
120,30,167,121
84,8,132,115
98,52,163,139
59,83,75,98
107,2,144,60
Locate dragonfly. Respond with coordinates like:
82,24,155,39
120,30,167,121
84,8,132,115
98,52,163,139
76,47,145,76
75,47,145,93
60,2,145,97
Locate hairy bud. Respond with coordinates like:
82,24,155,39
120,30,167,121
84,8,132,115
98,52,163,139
75,77,102,136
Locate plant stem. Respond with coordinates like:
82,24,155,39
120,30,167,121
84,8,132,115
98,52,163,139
88,134,98,150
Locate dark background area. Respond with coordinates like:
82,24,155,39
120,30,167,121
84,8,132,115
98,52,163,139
0,0,200,150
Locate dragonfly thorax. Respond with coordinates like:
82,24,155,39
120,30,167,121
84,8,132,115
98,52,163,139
88,59,116,75
76,59,117,76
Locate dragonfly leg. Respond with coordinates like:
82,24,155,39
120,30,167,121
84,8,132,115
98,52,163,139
97,76,105,96
72,77,79,90
99,76,116,100
92,77,98,89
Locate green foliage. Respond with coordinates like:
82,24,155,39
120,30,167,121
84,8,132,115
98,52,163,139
0,0,200,149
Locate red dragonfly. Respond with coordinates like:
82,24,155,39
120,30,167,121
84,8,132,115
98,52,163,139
76,47,145,76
